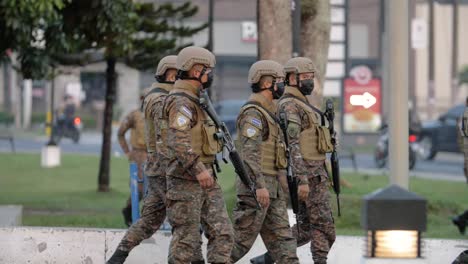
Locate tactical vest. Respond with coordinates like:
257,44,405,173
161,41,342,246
130,111,146,149
163,91,221,164
238,103,287,176
142,87,169,153
279,96,333,161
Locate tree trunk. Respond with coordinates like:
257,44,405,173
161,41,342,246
97,57,116,192
258,0,292,64
301,0,331,107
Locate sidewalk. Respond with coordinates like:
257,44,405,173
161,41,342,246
1,226,466,264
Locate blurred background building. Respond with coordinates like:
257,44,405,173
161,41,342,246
0,0,467,130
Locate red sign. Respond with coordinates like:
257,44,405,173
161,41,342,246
343,72,382,133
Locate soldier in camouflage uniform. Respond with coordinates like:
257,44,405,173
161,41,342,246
117,94,148,227
459,96,468,184
107,56,205,264
254,57,335,264
164,46,234,264
451,97,468,236
280,57,335,264
230,60,299,264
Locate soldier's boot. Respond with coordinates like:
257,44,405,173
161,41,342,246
452,250,468,264
121,206,132,227
452,215,467,235
249,252,274,264
106,249,129,264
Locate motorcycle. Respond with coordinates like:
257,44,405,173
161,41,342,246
52,115,82,144
374,125,418,170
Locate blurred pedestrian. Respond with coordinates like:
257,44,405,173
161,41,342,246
117,94,147,227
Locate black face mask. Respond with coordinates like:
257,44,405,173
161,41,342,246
299,79,314,95
273,82,285,99
202,71,214,89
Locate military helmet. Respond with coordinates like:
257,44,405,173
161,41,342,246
248,60,284,84
176,46,216,71
284,57,316,74
155,55,177,77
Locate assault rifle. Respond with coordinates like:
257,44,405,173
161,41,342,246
324,99,341,217
199,91,261,209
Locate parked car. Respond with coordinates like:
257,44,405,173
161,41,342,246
419,104,464,160
214,99,246,135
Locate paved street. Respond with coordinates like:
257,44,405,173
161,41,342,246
0,130,122,156
1,130,466,182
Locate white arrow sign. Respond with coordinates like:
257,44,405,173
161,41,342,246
350,92,377,109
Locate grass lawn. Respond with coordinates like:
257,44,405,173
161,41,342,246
0,153,466,239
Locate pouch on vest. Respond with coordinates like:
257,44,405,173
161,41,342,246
202,122,222,155
316,126,334,153
275,139,288,169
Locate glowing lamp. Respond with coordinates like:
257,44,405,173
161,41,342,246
361,185,427,258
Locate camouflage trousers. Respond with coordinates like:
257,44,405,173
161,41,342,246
125,149,147,208
231,191,299,264
118,176,205,262
291,162,336,264
166,174,234,264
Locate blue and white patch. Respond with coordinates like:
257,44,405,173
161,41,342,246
251,118,262,128
180,106,192,119
177,115,189,127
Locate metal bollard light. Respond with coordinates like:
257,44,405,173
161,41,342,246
129,162,140,223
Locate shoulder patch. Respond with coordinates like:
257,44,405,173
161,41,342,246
242,124,260,139
250,117,262,129
170,112,191,131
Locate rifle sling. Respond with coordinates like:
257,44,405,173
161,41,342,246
243,101,280,125
279,94,326,126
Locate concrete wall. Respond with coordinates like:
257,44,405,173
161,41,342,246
0,227,466,264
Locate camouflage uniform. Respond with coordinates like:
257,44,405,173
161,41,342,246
108,56,204,264
231,93,299,263
165,79,234,264
278,85,336,263
117,109,147,208
460,101,468,183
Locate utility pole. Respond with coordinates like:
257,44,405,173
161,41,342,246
292,0,301,57
387,0,410,189
451,0,459,104
207,0,214,99
428,0,435,119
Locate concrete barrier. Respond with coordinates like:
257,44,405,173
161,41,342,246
0,205,22,227
0,227,466,264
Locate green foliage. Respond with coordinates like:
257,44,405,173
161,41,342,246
459,65,468,86
1,0,206,79
31,112,47,124
0,111,14,124
0,0,71,79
